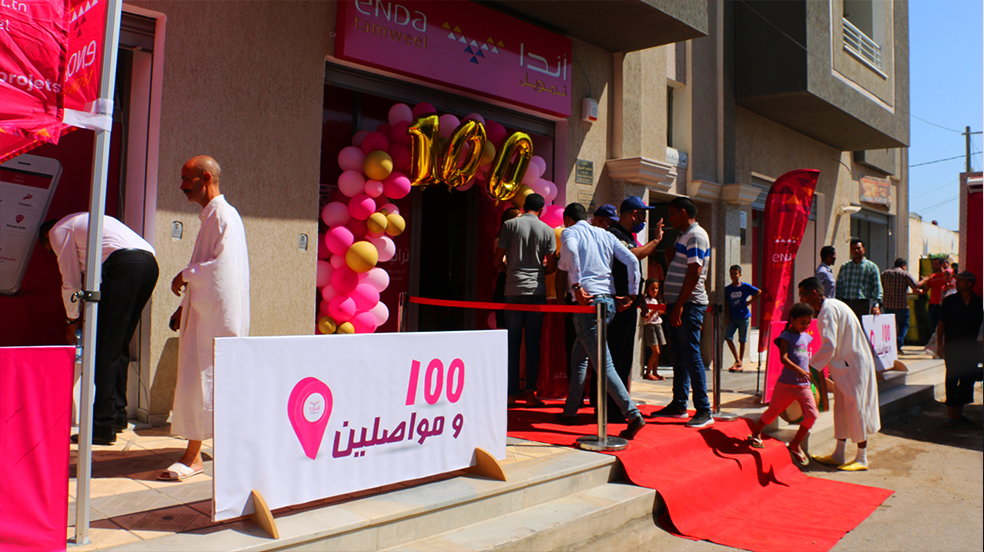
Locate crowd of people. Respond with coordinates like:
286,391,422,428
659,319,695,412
495,193,981,469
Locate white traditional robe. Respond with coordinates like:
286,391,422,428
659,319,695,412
172,195,250,441
811,298,880,442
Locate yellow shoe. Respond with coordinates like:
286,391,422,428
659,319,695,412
837,461,868,471
812,454,840,466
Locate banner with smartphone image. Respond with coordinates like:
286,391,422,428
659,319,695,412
212,330,508,522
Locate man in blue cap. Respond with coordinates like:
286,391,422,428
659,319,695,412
603,196,663,422
592,204,619,229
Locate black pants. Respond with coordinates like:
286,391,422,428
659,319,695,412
92,249,158,438
604,307,637,423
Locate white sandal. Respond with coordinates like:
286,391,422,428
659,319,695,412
158,462,203,481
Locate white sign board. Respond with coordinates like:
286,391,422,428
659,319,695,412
212,330,508,521
861,314,897,372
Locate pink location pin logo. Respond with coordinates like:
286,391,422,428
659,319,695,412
287,377,333,460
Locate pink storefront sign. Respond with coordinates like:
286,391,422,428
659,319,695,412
336,0,573,118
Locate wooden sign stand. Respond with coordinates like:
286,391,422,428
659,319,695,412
249,489,280,539
469,447,507,481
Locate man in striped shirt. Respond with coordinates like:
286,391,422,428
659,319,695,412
880,258,919,352
650,197,713,428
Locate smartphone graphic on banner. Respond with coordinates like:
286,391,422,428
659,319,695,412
0,155,63,295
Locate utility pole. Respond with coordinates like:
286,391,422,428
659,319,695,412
965,126,983,173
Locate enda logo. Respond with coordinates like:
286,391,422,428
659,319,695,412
287,377,333,459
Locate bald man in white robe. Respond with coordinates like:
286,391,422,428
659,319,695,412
160,155,250,481
799,277,880,471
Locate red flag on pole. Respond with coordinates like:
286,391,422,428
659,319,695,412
0,0,69,144
0,0,109,163
756,169,820,353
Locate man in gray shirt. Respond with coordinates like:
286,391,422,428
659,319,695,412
495,193,557,406
816,245,836,298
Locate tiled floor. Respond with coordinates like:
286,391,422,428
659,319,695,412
65,346,934,550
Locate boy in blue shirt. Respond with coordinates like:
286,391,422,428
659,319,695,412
725,265,762,372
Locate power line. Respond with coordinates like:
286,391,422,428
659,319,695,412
909,154,970,168
911,115,964,134
917,194,959,214
909,179,959,200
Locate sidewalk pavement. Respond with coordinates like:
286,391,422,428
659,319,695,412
64,346,944,550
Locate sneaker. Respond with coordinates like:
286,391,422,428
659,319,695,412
648,405,688,419
685,411,714,428
555,413,580,426
618,415,647,439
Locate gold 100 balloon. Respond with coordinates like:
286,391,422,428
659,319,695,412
407,115,533,202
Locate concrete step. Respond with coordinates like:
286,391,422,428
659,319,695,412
108,445,630,551
386,483,656,552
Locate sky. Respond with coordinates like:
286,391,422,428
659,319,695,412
906,0,983,231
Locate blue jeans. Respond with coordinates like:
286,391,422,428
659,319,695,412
505,295,546,396
563,295,640,420
884,307,909,351
668,302,711,414
928,303,942,336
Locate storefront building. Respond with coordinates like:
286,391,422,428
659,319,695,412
0,1,707,425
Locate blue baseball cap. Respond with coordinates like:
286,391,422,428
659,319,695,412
594,204,619,221
620,196,655,213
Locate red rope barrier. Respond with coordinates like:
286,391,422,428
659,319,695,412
408,296,595,313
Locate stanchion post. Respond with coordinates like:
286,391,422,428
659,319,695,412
397,292,407,333
712,303,738,421
576,300,628,451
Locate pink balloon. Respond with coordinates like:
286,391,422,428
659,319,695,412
352,130,370,147
438,114,460,139
388,103,413,126
338,146,366,172
364,179,384,198
540,205,565,228
383,173,411,199
370,301,390,326
522,165,540,186
331,266,359,295
345,217,368,239
364,267,390,292
351,283,380,311
367,229,385,239
325,226,354,256
350,311,378,334
390,121,412,146
485,120,507,147
529,156,547,178
319,299,332,317
328,294,357,323
338,170,366,197
457,178,475,192
543,180,558,203
321,201,350,227
412,102,436,118
317,233,330,260
487,312,497,329
321,284,338,302
348,193,376,220
370,236,396,262
462,113,485,125
361,132,389,155
529,178,550,197
329,254,346,269
389,143,412,172
374,195,389,210
376,123,391,137
316,260,333,288
379,203,400,216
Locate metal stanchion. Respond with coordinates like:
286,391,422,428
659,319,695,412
711,303,738,421
576,300,629,451
397,292,407,333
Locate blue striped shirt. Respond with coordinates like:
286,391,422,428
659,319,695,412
559,221,639,297
663,222,709,305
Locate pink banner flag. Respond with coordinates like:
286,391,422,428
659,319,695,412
0,0,69,144
0,0,108,163
756,169,820,353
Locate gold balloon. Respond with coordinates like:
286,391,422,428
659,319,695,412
439,120,487,189
336,321,355,334
317,315,337,335
366,212,388,234
510,185,534,209
486,132,533,202
363,150,393,181
408,114,439,187
346,241,379,273
385,213,406,236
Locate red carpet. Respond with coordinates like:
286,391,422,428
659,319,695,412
508,402,893,552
